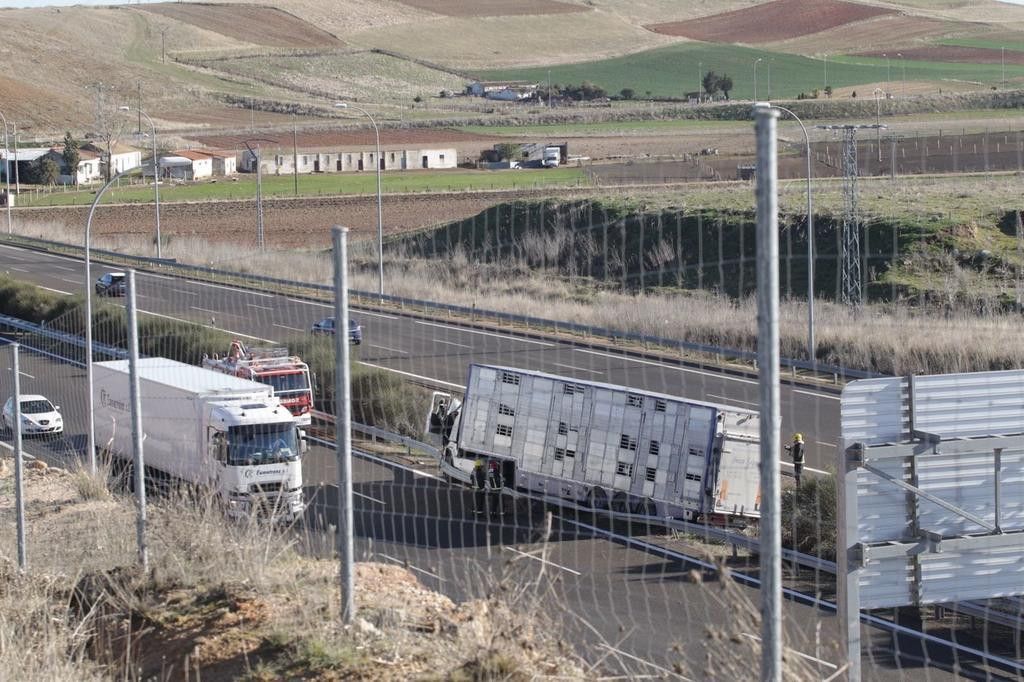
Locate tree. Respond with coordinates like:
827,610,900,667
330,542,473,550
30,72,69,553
702,71,720,98
34,157,60,186
91,83,129,182
824,85,833,98
494,143,521,161
61,132,80,186
619,88,635,100
413,94,423,104
718,74,734,100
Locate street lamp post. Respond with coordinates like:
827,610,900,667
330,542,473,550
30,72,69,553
698,60,702,100
85,167,140,474
0,109,12,234
767,103,816,361
873,88,884,163
335,102,384,301
767,59,772,101
754,58,763,101
897,53,905,96
119,106,161,259
1002,46,1006,90
823,54,828,91
882,53,890,86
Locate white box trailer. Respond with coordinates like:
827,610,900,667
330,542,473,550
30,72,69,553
428,364,761,520
93,358,306,521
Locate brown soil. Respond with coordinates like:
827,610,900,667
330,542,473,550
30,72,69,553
391,0,587,17
138,3,344,48
187,128,497,149
856,45,1024,65
646,0,894,44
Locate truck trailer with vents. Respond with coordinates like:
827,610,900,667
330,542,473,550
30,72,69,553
427,364,762,521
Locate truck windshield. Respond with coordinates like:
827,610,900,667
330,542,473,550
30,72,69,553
262,372,310,395
227,423,298,466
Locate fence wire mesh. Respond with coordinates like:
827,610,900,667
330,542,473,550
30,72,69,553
0,161,1022,680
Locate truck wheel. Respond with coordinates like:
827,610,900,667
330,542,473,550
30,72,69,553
632,498,657,516
584,486,608,510
611,492,629,513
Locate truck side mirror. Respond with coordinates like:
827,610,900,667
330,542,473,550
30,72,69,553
298,428,309,454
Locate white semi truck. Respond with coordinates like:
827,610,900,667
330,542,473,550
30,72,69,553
541,146,561,168
427,364,762,521
93,358,307,521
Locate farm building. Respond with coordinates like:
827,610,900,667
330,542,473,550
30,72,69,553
200,150,237,176
80,142,142,175
160,150,213,180
467,80,538,97
1,147,104,185
239,146,457,174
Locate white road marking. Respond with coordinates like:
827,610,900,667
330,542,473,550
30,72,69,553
273,323,305,332
187,279,272,297
356,362,463,390
51,265,76,272
288,297,331,308
60,277,80,284
354,491,386,506
816,441,836,448
433,338,471,349
352,310,397,320
19,370,35,379
707,393,758,406
414,320,554,346
376,554,445,582
146,273,177,281
367,343,408,355
552,362,603,375
0,245,27,257
740,633,837,670
8,266,29,272
780,461,830,475
246,303,274,311
575,348,759,386
190,306,220,315
38,286,72,296
794,389,840,401
140,309,277,344
503,546,581,576
413,469,441,480
171,288,199,296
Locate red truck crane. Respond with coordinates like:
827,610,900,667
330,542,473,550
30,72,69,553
202,341,313,426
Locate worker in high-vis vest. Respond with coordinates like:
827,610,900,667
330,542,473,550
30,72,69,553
785,433,805,487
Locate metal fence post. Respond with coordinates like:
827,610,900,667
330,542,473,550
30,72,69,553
126,270,149,571
12,343,26,570
754,102,782,682
333,226,355,624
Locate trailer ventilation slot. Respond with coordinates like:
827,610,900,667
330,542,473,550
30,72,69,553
501,372,520,386
558,421,568,435
685,473,702,482
563,383,585,396
645,467,657,482
616,462,634,477
626,394,644,408
241,403,266,410
649,440,660,456
497,403,515,416
495,424,513,437
619,434,637,451
654,399,667,412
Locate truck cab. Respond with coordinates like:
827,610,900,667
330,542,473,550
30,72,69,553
542,146,561,168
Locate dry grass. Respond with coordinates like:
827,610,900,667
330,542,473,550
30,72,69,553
0,458,594,679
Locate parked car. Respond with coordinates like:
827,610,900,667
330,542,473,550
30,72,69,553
95,271,126,296
2,394,63,436
310,317,362,344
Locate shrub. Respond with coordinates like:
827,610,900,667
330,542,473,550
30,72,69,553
781,476,837,561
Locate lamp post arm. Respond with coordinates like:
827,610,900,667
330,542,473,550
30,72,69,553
85,166,141,474
771,105,815,361
0,110,10,235
138,109,162,259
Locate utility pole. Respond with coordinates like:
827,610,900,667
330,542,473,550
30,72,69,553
698,60,702,100
292,124,299,197
137,82,142,135
12,121,19,196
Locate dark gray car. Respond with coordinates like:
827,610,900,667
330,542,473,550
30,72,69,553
95,272,126,296
311,317,362,344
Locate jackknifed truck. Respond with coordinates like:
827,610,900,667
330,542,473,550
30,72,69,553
427,364,761,521
93,358,307,521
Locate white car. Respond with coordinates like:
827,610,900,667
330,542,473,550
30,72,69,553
2,394,64,436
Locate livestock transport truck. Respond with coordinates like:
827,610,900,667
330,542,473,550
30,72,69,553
93,358,307,521
427,364,762,521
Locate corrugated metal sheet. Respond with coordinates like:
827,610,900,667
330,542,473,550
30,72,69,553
842,370,1024,608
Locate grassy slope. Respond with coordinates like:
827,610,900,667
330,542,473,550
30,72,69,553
477,41,1024,100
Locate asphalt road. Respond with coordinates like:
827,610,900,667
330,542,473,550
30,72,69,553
0,242,1007,680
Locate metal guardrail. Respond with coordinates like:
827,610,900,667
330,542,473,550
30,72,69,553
0,233,879,382
0,313,127,366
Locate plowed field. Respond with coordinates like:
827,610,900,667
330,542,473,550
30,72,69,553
139,3,343,48
646,0,894,44
856,45,1024,65
392,0,586,17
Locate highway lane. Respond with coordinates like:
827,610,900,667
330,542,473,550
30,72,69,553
1,243,841,475
0,345,975,680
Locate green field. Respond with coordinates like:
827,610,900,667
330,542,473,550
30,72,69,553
939,37,1024,53
477,41,1024,101
16,168,589,207
456,118,750,137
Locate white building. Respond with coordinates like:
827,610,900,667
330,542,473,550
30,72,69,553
81,142,142,175
160,150,213,180
240,146,457,174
